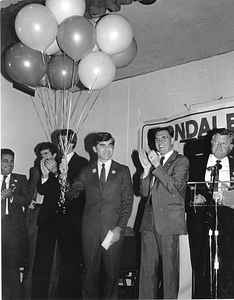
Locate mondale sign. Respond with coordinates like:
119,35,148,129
140,99,234,154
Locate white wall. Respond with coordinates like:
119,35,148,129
2,51,234,227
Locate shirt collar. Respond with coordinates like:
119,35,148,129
66,151,74,164
97,159,112,169
209,154,229,167
163,150,174,164
1,174,10,180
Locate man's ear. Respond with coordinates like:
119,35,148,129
93,146,97,153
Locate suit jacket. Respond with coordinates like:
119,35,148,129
66,160,134,237
140,151,189,235
28,165,41,201
36,152,88,227
65,152,88,213
2,173,31,239
36,172,60,227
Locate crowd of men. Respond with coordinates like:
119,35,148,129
1,127,234,299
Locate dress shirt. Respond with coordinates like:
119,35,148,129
97,159,112,181
1,174,11,215
205,154,230,190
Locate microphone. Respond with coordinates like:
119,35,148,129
207,160,222,171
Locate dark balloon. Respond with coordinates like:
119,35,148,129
48,54,79,90
5,42,48,86
57,16,96,61
110,38,137,68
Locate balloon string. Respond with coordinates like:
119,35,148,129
74,54,106,130
70,90,82,120
31,93,50,141
76,90,102,135
36,88,54,133
75,90,92,130
41,51,46,67
45,87,56,131
89,53,106,91
41,88,55,133
66,93,73,132
66,60,79,128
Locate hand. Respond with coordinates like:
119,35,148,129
59,158,68,175
110,226,122,245
44,158,58,174
213,191,223,204
40,158,50,178
139,149,151,176
1,188,14,200
147,150,161,168
29,200,36,209
194,194,206,205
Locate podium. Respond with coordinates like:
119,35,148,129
187,180,234,299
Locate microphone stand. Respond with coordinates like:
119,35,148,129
208,164,221,299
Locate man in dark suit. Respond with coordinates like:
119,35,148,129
32,136,88,300
1,148,31,300
138,126,189,299
187,128,234,299
25,144,59,300
61,132,134,299
56,129,88,299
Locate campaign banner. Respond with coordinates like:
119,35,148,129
140,99,234,155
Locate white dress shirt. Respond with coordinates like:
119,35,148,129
97,159,112,181
205,154,230,191
1,173,11,215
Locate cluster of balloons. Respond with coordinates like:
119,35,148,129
5,0,138,91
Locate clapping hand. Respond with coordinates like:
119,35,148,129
139,149,160,176
1,186,15,200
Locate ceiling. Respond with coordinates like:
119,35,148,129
1,0,234,82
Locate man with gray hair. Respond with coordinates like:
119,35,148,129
187,128,234,298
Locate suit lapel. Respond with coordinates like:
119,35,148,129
91,161,101,190
9,173,17,188
104,161,117,189
228,155,234,187
163,151,177,171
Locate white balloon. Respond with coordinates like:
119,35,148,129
44,39,61,55
96,14,133,55
46,0,86,24
78,51,116,90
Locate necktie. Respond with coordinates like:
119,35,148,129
213,160,221,191
100,163,106,191
160,156,165,165
2,175,7,191
1,175,8,217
